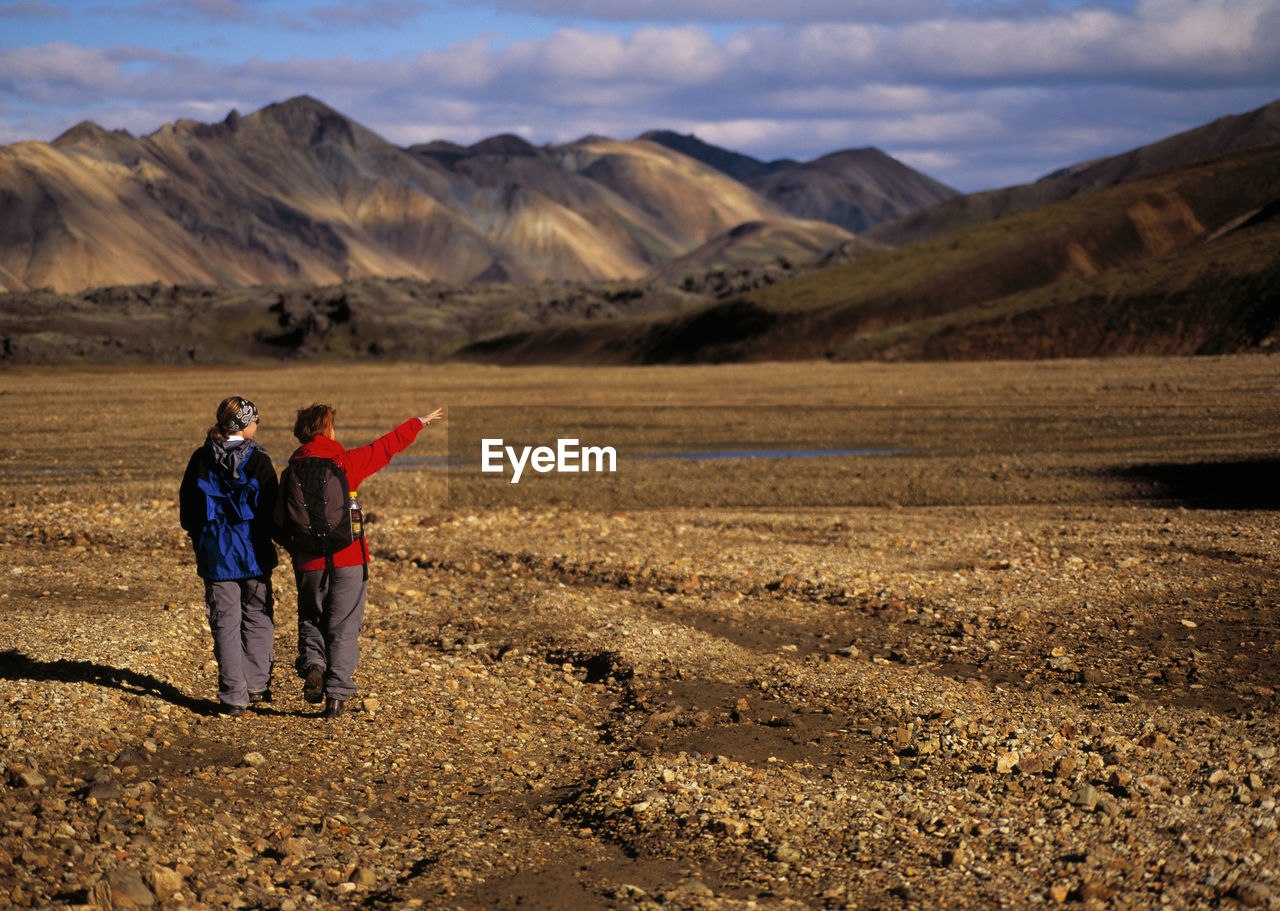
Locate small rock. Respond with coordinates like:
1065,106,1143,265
1233,881,1271,906
1080,880,1111,901
351,867,377,888
1048,883,1070,903
996,751,1019,774
148,866,183,901
242,752,267,768
1017,754,1044,775
770,844,802,864
361,696,380,715
108,870,156,909
715,818,748,837
87,779,122,801
10,768,47,789
940,842,970,868
1247,746,1276,760
1138,731,1173,751
684,880,714,898
1071,785,1099,811
281,837,311,856
1097,796,1121,819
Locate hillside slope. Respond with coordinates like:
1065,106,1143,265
458,142,1280,364
868,97,1280,248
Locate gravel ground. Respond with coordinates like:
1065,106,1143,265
1,358,1277,910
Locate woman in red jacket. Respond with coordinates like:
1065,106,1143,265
287,402,443,717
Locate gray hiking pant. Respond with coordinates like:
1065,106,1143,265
295,565,367,700
204,576,275,707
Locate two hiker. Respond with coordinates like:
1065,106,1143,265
180,396,443,717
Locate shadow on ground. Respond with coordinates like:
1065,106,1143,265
1112,458,1280,509
0,649,216,715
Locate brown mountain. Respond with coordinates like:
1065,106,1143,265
0,97,812,294
868,97,1280,248
641,131,960,233
457,141,1280,364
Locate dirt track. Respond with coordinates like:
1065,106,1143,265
1,357,1277,910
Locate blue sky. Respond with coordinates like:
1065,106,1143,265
2,0,1278,191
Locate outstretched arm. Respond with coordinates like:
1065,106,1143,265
341,408,443,487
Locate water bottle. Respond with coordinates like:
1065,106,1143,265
348,490,363,539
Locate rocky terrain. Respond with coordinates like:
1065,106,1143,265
1,357,1277,910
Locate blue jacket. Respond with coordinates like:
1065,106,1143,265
180,437,279,581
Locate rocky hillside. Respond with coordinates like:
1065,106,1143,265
459,141,1280,364
868,97,1280,248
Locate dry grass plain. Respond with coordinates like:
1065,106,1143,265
1,356,1278,911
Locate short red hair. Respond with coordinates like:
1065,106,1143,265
293,403,335,442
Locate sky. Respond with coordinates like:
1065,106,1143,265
1,0,1278,191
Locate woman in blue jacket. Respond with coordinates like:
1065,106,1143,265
179,396,279,716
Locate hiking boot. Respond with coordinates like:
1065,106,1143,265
302,666,324,704
221,703,248,718
323,697,346,718
248,689,272,705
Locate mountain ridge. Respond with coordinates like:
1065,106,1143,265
868,98,1280,248
0,96,941,294
640,130,960,233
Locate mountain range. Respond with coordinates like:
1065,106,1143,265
2,96,1278,365
0,96,950,294
465,138,1280,364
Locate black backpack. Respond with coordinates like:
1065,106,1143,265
275,457,364,579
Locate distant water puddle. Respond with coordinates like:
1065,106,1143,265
635,448,908,462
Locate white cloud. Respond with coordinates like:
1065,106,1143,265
2,1,1278,191
472,0,1070,24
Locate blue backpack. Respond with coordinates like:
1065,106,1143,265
195,444,267,581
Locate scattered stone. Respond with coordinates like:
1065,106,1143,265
147,866,183,901
241,752,267,768
8,766,46,789
1071,785,1099,811
107,870,155,909
1233,881,1272,907
770,844,802,864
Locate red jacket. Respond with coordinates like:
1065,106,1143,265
288,418,424,572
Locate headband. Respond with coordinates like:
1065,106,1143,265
226,399,259,432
